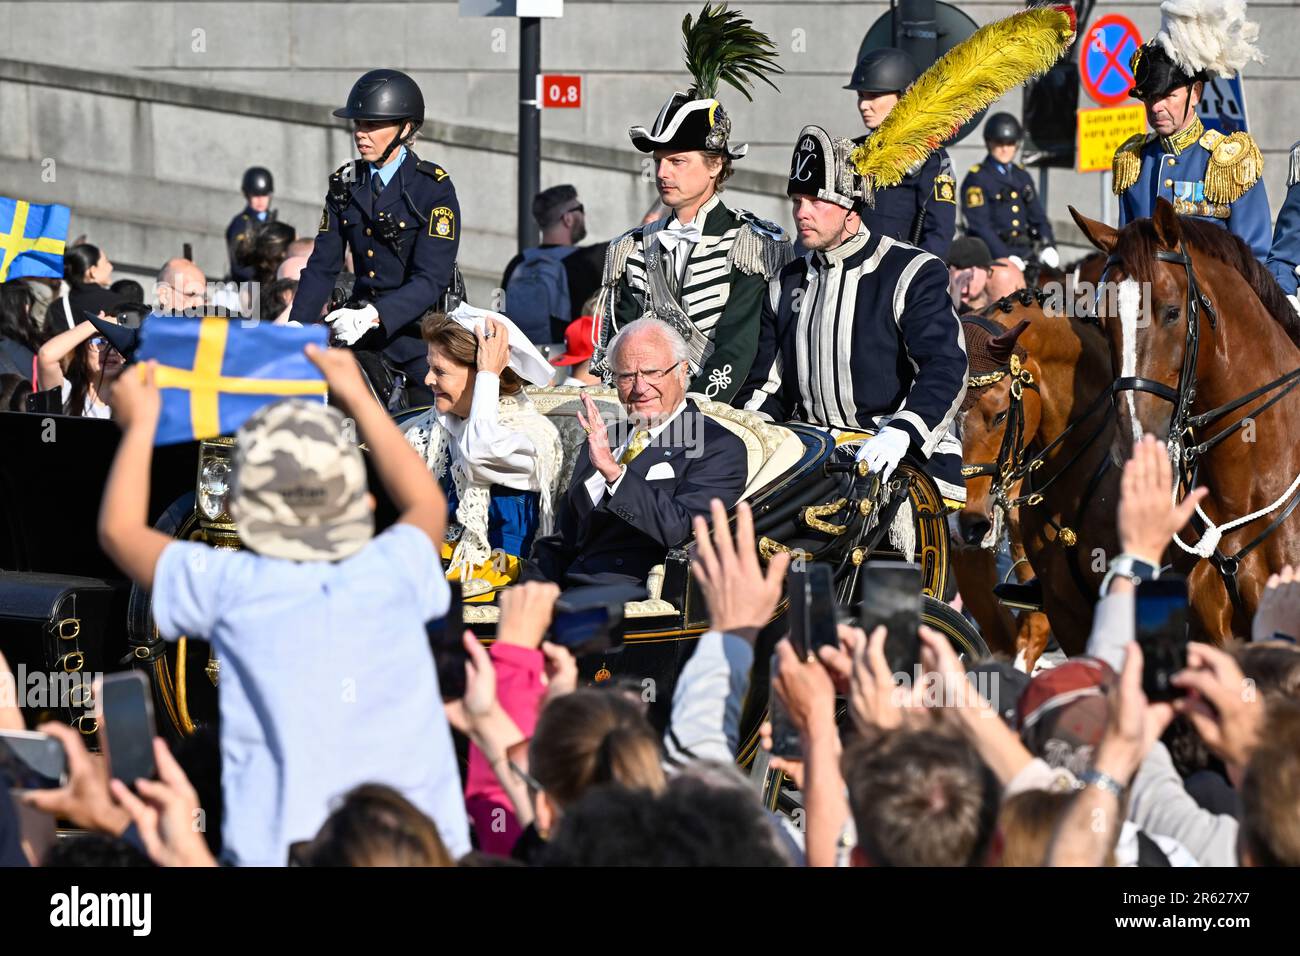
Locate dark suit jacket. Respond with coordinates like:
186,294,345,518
528,401,748,589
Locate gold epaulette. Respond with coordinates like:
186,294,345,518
1112,134,1148,196
1200,128,1263,204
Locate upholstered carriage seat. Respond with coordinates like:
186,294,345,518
461,387,806,625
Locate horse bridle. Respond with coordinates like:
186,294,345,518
961,307,1115,551
1106,242,1300,610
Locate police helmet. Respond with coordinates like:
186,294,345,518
241,166,274,196
844,48,921,94
333,69,426,133
983,113,1023,144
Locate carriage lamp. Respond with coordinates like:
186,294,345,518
198,443,234,521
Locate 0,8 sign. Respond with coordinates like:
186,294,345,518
1080,15,1143,107
541,74,582,108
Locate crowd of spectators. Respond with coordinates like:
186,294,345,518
1,378,1296,865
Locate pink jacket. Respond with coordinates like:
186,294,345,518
464,642,547,856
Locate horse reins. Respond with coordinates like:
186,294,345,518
1106,243,1300,614
962,305,1116,556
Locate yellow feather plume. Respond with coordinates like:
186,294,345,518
851,6,1076,196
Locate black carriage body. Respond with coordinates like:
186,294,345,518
0,404,977,756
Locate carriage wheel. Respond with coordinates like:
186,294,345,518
921,595,990,660
899,460,952,600
125,494,220,745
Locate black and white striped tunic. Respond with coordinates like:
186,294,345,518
736,227,969,503
596,194,790,404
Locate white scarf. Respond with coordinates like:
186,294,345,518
405,391,560,581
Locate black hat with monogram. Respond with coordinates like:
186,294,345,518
786,125,864,210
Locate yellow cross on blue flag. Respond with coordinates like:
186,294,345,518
137,316,330,445
0,197,70,281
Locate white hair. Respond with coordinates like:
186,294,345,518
607,318,690,373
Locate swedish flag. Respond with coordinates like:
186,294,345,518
0,197,70,281
137,316,330,445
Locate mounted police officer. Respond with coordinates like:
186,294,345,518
845,48,956,261
961,113,1058,269
289,68,462,407
1112,3,1269,260
226,166,276,282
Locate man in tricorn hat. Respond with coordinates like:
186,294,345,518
592,4,792,405
736,126,968,507
1112,0,1269,259
845,47,957,260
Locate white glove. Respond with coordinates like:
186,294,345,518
1039,246,1060,269
1005,255,1027,272
854,426,911,483
325,303,380,346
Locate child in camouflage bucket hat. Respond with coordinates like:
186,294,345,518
98,348,471,866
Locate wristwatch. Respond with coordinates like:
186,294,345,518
1079,768,1125,799
1099,553,1161,597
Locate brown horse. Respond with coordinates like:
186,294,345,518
957,291,1120,664
1072,199,1300,640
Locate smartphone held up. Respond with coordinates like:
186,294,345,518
1135,576,1190,703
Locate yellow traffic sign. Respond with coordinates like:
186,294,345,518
1077,105,1146,173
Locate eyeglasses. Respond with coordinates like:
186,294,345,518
613,361,681,387
89,337,111,351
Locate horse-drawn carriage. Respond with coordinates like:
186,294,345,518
0,388,985,775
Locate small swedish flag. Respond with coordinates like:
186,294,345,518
0,197,70,281
137,316,330,445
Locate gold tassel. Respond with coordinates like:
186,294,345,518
1112,134,1145,195
851,6,1076,190
1203,131,1263,205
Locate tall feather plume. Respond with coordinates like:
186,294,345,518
1156,0,1264,78
851,5,1076,195
681,2,784,101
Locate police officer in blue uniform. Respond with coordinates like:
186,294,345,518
1112,39,1269,260
290,68,461,407
226,167,276,282
961,113,1059,269
1266,140,1300,297
846,48,956,260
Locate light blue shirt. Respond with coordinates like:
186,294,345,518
151,523,469,866
370,145,407,188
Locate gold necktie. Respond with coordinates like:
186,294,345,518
620,429,651,465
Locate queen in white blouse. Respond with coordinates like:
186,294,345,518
403,303,561,598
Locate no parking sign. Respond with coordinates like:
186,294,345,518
1080,15,1143,107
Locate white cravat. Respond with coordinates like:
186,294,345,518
656,219,703,286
